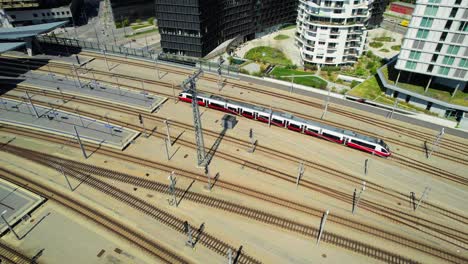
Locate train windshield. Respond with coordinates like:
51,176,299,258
379,140,389,151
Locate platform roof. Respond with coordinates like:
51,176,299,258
0,42,26,53
0,21,67,40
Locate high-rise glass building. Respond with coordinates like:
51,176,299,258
155,0,298,57
395,0,467,83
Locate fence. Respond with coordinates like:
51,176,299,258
37,35,240,77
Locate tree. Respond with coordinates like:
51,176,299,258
122,18,130,27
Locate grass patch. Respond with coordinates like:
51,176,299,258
244,46,292,66
381,65,468,107
131,23,152,30
125,28,159,38
373,37,394,42
270,67,327,89
274,34,289,40
380,48,390,53
391,45,401,51
369,42,384,48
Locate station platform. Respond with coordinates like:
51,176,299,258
0,98,139,150
7,72,166,113
0,178,45,235
2,51,93,67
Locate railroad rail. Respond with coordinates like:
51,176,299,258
1,132,466,262
3,145,426,264
0,169,190,264
2,91,467,248
1,56,467,164
0,242,31,264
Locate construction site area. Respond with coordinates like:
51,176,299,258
0,49,466,264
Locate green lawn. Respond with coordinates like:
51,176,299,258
244,46,292,66
280,24,296,30
274,34,289,40
270,67,327,89
373,36,394,42
347,76,440,115
381,66,468,107
391,45,401,51
369,42,383,48
131,23,152,30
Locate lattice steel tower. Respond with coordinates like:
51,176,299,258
183,70,206,166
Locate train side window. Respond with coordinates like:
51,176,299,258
228,107,237,112
351,139,375,149
323,132,341,141
259,115,269,119
244,111,253,115
289,123,300,128
210,102,224,107
307,128,319,133
381,148,388,153
186,94,192,99
273,118,283,123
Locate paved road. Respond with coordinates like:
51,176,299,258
240,75,468,139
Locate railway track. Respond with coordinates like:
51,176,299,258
3,145,444,264
3,89,468,247
0,242,31,264
0,165,258,264
1,57,467,166
0,169,190,264
1,127,466,262
70,52,468,154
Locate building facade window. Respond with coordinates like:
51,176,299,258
459,21,468,32
412,40,425,49
452,33,465,43
427,64,434,72
438,66,450,75
406,61,417,70
420,17,433,28
454,69,466,78
424,5,438,16
409,51,421,60
416,29,429,39
460,58,468,68
428,0,441,3
447,45,460,55
445,20,453,30
449,8,458,18
442,56,455,65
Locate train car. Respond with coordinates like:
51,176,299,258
178,91,391,157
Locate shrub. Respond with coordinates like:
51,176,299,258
115,21,122,28
305,64,318,71
274,34,290,40
350,80,360,88
122,18,130,27
366,50,375,59
285,64,297,70
380,48,390,53
321,66,340,71
240,68,250,74
369,42,383,48
136,18,142,24
148,17,155,25
366,61,376,69
373,36,394,42
391,45,401,51
355,67,367,76
252,71,263,77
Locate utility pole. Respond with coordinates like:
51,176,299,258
138,114,148,137
428,128,445,159
248,128,257,153
182,70,205,167
415,187,431,211
72,64,82,88
227,248,233,264
268,106,273,127
184,221,194,248
153,52,160,79
25,91,39,118
321,85,331,120
389,98,398,119
218,56,224,91
316,210,329,245
352,181,366,215
296,161,304,189
164,119,171,145
167,171,177,207
164,138,171,161
102,49,110,71
204,165,212,191
73,126,87,159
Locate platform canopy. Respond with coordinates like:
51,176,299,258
0,21,67,40
0,42,26,53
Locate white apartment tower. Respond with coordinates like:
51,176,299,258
395,0,468,85
295,0,370,66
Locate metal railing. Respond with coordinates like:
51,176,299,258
37,35,240,77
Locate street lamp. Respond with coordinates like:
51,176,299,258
1,210,20,240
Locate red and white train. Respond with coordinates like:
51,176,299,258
179,91,391,157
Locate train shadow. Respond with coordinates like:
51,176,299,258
204,128,227,167
192,222,205,248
